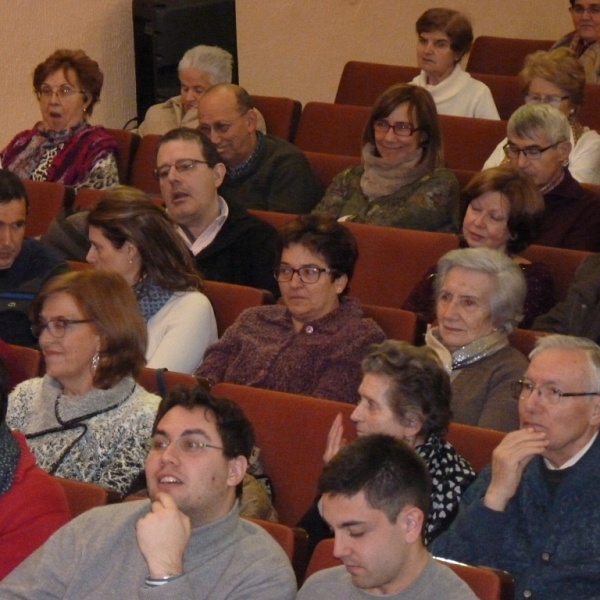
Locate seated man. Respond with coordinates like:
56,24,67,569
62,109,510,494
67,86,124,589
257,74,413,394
156,127,279,296
431,334,600,598
502,103,600,251
0,170,67,346
197,83,322,214
297,434,477,599
0,386,297,598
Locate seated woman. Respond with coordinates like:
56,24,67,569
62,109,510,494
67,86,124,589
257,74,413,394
196,214,386,403
298,340,476,553
425,247,528,432
313,84,459,231
483,48,600,184
411,8,499,119
7,270,160,496
86,186,218,374
0,49,118,191
403,166,555,328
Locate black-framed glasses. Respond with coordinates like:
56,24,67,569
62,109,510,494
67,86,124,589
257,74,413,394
511,379,600,404
37,85,86,100
524,93,570,109
373,119,420,137
146,435,224,455
31,318,93,339
570,4,600,15
274,265,336,284
503,142,558,160
153,159,209,180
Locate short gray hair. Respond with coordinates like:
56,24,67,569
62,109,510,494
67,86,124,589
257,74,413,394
507,104,570,146
530,334,600,391
435,247,526,333
178,45,233,86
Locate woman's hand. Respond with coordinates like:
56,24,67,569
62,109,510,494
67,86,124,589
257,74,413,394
324,413,346,464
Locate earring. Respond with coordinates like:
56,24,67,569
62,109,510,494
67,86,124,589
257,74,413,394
92,352,100,372
337,288,342,293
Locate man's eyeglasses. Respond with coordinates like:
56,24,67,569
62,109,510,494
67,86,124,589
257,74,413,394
524,94,570,109
153,159,208,180
503,142,559,160
37,85,86,100
373,120,420,137
31,318,93,339
570,4,600,15
198,111,248,137
511,379,600,404
146,435,224,455
274,265,337,284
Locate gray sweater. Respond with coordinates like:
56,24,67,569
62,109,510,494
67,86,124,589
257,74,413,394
0,500,297,599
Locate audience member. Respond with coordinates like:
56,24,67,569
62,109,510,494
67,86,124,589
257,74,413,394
297,340,475,556
313,84,459,231
411,8,499,119
404,166,554,328
297,435,477,599
431,334,600,598
137,44,266,136
155,127,279,296
7,270,160,496
0,358,70,580
0,386,296,598
0,170,66,347
0,49,118,191
197,83,321,213
196,214,385,403
484,48,600,184
425,247,528,431
86,186,217,374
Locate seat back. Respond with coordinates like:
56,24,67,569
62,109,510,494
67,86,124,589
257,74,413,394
251,95,302,142
106,128,140,184
466,36,555,76
508,328,538,358
445,422,506,473
129,134,161,195
303,151,362,192
135,367,199,396
452,168,478,192
53,477,118,517
248,208,297,231
579,83,600,133
8,344,41,379
471,73,523,121
335,61,421,106
211,382,356,526
304,539,340,580
361,304,418,343
23,180,72,238
74,187,104,210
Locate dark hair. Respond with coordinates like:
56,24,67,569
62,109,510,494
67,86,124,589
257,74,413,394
361,341,452,438
87,186,204,292
461,166,545,254
152,385,255,497
0,358,8,424
318,434,431,524
32,270,147,389
276,214,359,292
157,127,223,169
33,49,104,116
363,84,444,170
0,170,29,212
416,8,473,59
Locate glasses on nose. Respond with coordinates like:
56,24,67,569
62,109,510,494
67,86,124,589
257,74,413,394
31,318,93,339
274,265,336,284
37,85,86,101
503,142,558,160
524,93,570,109
146,435,224,455
198,111,248,137
373,119,420,137
511,379,600,404
153,159,209,180
570,4,600,15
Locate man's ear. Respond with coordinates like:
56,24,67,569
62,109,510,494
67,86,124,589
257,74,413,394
227,455,248,488
244,108,258,133
212,162,226,187
556,140,572,163
589,395,600,427
397,506,424,544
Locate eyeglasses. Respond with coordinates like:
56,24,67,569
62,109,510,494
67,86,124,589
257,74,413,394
146,435,224,455
153,159,208,180
37,85,86,100
524,93,570,109
503,142,558,160
31,318,93,339
274,265,337,284
570,4,600,15
198,111,248,137
511,379,600,404
373,119,420,137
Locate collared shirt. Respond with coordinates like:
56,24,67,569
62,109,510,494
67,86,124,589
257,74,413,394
176,196,229,256
228,131,264,180
544,430,599,470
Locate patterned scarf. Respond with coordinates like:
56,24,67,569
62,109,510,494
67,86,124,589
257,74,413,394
133,278,172,323
0,422,20,496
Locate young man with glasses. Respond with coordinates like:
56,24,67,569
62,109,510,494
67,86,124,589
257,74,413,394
431,334,600,599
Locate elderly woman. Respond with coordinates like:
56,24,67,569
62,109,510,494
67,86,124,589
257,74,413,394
410,8,499,119
313,84,459,231
137,44,265,136
552,0,600,82
298,340,476,553
0,49,118,191
404,166,555,328
7,270,160,495
425,247,528,432
196,214,386,403
483,48,600,184
86,186,217,374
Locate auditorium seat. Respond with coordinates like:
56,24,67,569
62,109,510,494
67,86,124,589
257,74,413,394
509,328,538,358
361,304,418,344
106,128,140,184
445,422,506,474
579,83,600,133
129,134,161,195
303,151,362,192
249,208,297,231
251,95,302,142
54,477,120,517
471,73,522,121
135,367,199,397
8,344,41,379
74,187,104,209
23,180,74,238
452,168,478,191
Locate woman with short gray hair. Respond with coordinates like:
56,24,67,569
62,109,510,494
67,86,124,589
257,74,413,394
426,247,528,431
